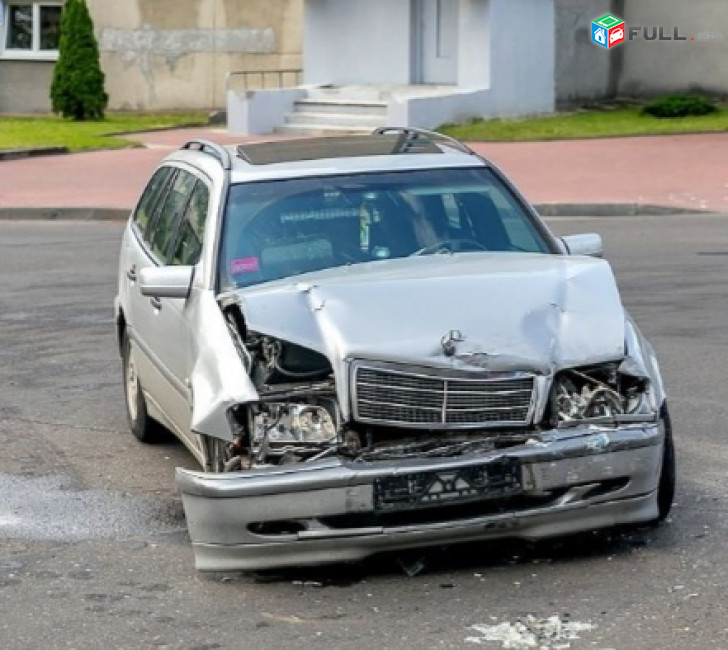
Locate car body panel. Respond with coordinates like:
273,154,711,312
233,252,626,374
188,290,252,441
177,422,662,571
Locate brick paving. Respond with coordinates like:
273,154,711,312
1,128,727,213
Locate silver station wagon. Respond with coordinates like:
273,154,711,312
114,128,675,571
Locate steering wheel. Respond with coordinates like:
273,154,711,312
412,239,489,256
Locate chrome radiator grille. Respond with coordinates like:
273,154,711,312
353,365,535,428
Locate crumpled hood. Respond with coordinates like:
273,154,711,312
232,253,626,375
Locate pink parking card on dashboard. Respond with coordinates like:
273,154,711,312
230,257,260,274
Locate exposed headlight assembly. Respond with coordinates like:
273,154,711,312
552,362,655,426
251,402,338,463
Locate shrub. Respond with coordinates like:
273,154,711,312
50,0,108,120
641,94,717,119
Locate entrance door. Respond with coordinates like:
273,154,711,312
414,0,459,84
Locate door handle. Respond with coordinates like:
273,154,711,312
150,296,162,310
126,265,137,282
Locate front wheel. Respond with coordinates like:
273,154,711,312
655,403,676,522
122,332,162,443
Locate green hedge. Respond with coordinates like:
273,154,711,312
641,94,717,119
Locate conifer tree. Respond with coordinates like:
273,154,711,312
51,0,108,120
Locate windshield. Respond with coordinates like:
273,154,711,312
219,167,552,290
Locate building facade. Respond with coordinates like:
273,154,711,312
1,0,726,119
0,0,302,113
555,0,728,105
232,0,557,134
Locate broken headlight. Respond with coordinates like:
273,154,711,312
551,362,654,425
251,402,338,462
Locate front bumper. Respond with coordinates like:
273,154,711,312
176,424,663,571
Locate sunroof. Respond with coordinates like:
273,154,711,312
236,134,442,165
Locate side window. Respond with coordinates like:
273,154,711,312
148,170,197,263
133,167,173,238
170,181,210,266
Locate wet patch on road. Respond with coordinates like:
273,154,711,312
0,472,185,543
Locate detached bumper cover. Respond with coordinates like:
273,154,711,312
176,424,663,571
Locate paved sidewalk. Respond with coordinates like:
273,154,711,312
1,127,727,214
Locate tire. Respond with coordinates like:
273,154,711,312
655,403,676,522
122,332,161,443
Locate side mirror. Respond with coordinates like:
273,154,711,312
139,266,194,299
561,233,604,258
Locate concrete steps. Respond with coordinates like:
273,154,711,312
276,96,388,135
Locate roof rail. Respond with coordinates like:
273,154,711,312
179,139,232,170
372,126,476,156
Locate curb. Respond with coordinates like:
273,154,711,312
0,207,128,221
533,203,713,217
103,121,211,138
0,146,68,161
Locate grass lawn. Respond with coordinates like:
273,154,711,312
438,106,728,141
0,112,209,152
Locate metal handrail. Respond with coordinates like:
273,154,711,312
226,69,303,93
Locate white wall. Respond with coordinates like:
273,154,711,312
388,0,555,127
239,0,556,133
303,0,413,85
388,88,493,129
554,0,613,104
620,0,728,96
487,0,555,115
228,88,306,135
457,0,491,88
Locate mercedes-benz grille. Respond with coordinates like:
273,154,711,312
352,364,535,429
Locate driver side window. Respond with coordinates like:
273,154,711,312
147,170,197,264
133,166,174,238
169,181,210,266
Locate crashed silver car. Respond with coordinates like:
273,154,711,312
114,128,675,571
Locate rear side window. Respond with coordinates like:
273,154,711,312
170,181,210,265
133,167,173,237
148,170,197,263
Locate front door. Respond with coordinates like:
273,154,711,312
414,0,459,84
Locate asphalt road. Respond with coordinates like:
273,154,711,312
1,215,727,650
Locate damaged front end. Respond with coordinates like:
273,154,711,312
177,294,666,571
221,309,345,469
212,297,662,471
550,360,658,428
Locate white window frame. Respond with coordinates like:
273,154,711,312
0,1,63,61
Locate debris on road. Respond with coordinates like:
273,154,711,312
465,614,595,648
